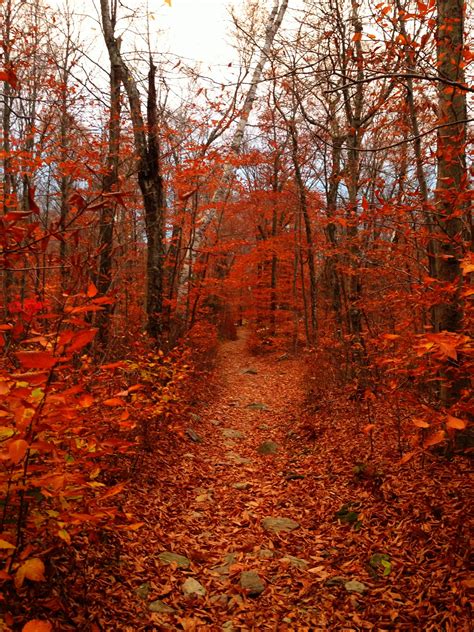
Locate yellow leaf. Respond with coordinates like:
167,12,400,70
446,415,467,430
0,427,14,440
0,538,15,549
22,621,52,632
15,558,45,589
58,529,71,545
164,0,171,5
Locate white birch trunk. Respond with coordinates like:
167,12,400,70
178,0,288,298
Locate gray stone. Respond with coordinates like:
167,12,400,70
232,482,251,490
258,424,270,430
148,599,175,614
241,368,258,375
211,419,222,426
182,577,206,597
213,552,236,576
262,517,300,533
136,582,151,600
344,580,367,594
257,440,279,455
227,453,251,465
240,571,265,597
183,452,195,459
324,576,346,587
222,622,234,631
258,548,274,559
210,595,229,606
158,551,190,569
281,555,308,569
190,413,201,423
284,471,305,480
185,428,202,443
247,402,269,411
223,428,246,440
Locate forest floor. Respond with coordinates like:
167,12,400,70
79,329,471,632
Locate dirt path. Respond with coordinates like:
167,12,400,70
86,330,470,631
147,330,315,629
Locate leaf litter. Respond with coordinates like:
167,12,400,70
38,331,472,630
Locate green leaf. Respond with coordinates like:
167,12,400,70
381,559,392,576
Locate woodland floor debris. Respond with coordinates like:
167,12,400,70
34,331,471,630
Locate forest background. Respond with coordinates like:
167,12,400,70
0,0,472,629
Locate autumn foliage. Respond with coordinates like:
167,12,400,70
0,0,472,628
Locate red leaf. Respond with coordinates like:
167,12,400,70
8,439,28,464
87,282,98,298
27,187,41,214
0,68,18,89
15,351,56,369
67,328,98,353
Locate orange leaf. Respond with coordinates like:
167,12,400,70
15,351,56,369
446,415,467,430
15,558,45,589
461,577,474,589
87,282,98,298
118,522,144,531
362,424,375,434
103,397,126,407
127,384,143,393
99,482,126,500
22,620,52,632
78,393,94,408
398,450,417,465
100,361,126,370
8,439,28,463
423,430,445,448
412,418,430,428
0,538,15,550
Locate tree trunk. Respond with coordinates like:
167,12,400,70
100,0,165,340
434,0,468,406
96,35,121,348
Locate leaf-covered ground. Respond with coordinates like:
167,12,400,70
75,331,470,631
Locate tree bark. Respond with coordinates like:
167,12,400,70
100,0,166,340
434,0,469,406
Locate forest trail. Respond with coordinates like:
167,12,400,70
83,329,470,631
